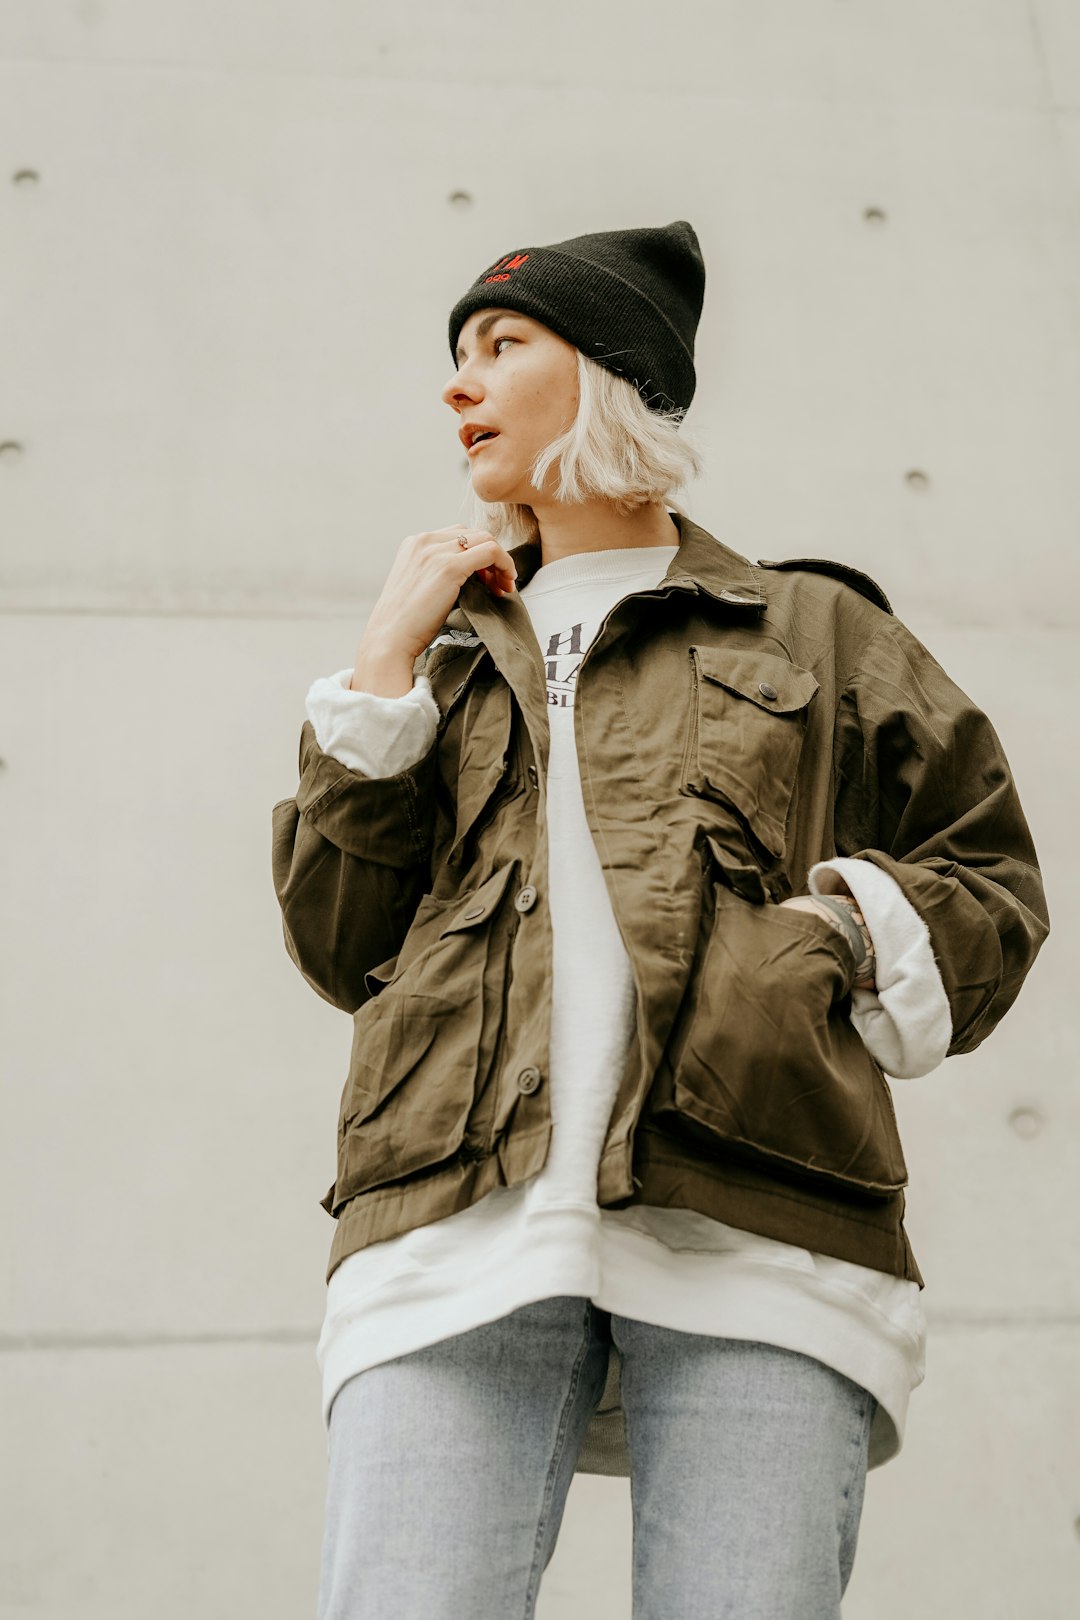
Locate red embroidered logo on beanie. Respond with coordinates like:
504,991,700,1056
483,251,529,285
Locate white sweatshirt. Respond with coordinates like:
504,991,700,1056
309,544,952,1471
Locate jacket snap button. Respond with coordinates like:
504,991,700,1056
757,681,779,701
517,1066,542,1094
527,763,538,786
462,904,484,921
514,885,537,912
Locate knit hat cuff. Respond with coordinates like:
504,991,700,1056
447,220,705,415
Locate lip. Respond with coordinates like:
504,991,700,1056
459,422,501,451
466,432,500,456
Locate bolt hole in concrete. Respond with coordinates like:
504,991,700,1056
904,468,930,490
1007,1106,1043,1139
0,441,24,460
863,205,887,224
449,190,473,208
12,168,39,186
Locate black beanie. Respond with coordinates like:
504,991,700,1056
447,220,705,416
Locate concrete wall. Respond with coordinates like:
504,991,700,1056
2,4,1076,1614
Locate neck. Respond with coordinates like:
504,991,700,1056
525,497,680,566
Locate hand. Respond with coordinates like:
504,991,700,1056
351,526,518,695
779,894,877,991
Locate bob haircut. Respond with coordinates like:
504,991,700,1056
460,347,705,547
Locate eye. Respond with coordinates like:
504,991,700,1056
494,335,516,355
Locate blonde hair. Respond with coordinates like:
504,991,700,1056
459,348,704,545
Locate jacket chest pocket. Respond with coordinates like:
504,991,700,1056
680,647,819,861
329,857,519,1208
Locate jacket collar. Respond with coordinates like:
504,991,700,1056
458,510,765,631
665,511,765,609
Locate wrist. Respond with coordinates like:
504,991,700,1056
351,643,418,698
813,895,877,990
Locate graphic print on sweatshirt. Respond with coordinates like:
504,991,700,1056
543,622,588,708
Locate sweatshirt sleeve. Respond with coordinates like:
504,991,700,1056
305,668,441,779
809,856,952,1080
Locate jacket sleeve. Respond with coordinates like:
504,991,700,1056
271,717,440,1015
809,854,953,1079
831,614,1049,1057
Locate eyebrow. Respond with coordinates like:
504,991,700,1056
455,311,518,366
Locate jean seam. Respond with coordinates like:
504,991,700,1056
522,1300,595,1616
838,1388,874,1558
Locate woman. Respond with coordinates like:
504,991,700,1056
272,221,1048,1619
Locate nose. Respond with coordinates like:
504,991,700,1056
441,365,481,413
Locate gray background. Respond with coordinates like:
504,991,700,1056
1,3,1076,1614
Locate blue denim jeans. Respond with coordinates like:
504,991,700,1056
316,1296,877,1619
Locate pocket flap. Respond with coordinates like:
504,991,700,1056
695,648,819,715
440,859,519,936
363,952,401,999
704,835,772,904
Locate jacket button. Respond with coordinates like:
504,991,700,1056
757,681,779,701
514,885,537,912
462,904,485,921
527,763,538,787
517,1066,542,1094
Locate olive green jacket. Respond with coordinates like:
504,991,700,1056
271,515,1049,1288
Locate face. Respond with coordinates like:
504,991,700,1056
442,308,580,505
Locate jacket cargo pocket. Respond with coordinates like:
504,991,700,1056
357,884,465,1003
680,647,819,861
656,878,909,1198
331,858,519,1206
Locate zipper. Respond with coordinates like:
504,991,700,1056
679,648,700,785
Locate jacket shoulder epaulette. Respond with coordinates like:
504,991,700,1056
756,556,893,615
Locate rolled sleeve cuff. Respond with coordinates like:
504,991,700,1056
809,857,952,1079
305,668,441,779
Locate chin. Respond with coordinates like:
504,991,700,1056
471,473,532,506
